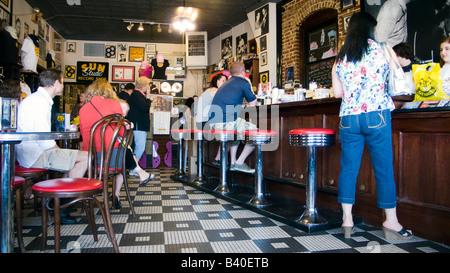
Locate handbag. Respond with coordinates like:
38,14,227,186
381,43,412,96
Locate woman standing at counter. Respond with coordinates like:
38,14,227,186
440,37,450,96
331,12,413,239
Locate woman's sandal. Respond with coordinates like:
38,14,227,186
382,227,413,240
342,226,355,239
141,173,155,185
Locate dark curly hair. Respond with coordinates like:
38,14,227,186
0,79,22,100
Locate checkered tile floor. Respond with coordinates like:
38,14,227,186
16,167,450,253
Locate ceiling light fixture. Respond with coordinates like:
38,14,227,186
138,22,144,31
127,22,134,31
168,24,173,33
157,24,162,33
172,1,198,33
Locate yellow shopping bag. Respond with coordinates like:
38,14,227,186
412,63,449,101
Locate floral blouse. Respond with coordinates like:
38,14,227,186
336,39,395,117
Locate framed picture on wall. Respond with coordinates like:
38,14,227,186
221,36,232,59
259,71,269,84
118,52,127,63
66,42,76,53
236,33,248,56
112,66,135,82
342,13,353,34
261,52,267,66
341,0,355,10
129,46,145,62
0,0,10,13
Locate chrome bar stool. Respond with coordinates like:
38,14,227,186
243,130,278,207
191,129,207,185
210,129,237,194
170,129,190,180
289,128,335,225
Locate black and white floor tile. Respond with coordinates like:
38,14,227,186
16,168,450,254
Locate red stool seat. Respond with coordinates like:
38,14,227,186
32,178,102,193
244,130,278,136
210,129,237,134
14,176,26,184
289,128,335,135
171,129,191,133
15,166,48,173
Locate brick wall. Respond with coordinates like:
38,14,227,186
281,0,360,88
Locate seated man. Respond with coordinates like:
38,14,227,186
16,69,88,224
207,62,257,173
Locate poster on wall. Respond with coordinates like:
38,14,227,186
307,24,337,63
362,0,449,62
129,46,145,62
221,36,232,59
112,66,135,82
0,0,11,13
254,4,269,37
76,61,109,83
236,33,248,55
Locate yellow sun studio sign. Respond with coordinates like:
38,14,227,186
76,61,109,83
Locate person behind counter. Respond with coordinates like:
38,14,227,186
208,62,257,173
392,42,416,94
331,12,413,240
440,37,450,96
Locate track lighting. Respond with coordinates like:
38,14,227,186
157,24,162,33
138,22,144,31
127,23,134,31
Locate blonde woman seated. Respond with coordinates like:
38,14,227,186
79,79,155,209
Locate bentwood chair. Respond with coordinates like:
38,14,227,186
105,114,135,217
32,114,130,253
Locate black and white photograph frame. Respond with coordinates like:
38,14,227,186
341,0,355,10
259,35,267,52
145,44,156,53
254,4,269,37
66,42,76,53
117,52,127,63
261,51,267,66
342,13,353,34
221,36,232,60
236,33,248,56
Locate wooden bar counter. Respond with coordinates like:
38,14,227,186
203,97,450,245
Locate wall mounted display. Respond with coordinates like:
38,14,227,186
66,42,76,53
236,33,248,55
76,61,109,83
105,45,116,58
129,46,145,62
362,0,447,62
307,23,337,63
54,41,61,52
221,36,232,59
254,4,268,37
117,52,127,62
341,0,355,10
112,65,135,82
65,65,76,79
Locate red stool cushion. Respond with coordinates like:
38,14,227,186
190,129,210,133
14,176,26,185
32,178,103,193
15,166,48,173
244,130,278,136
210,130,237,134
289,128,335,135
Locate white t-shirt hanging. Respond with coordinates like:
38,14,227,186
21,36,38,72
441,64,450,96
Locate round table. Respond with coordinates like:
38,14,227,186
0,131,80,253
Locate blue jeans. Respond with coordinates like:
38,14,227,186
133,130,147,160
337,109,397,209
